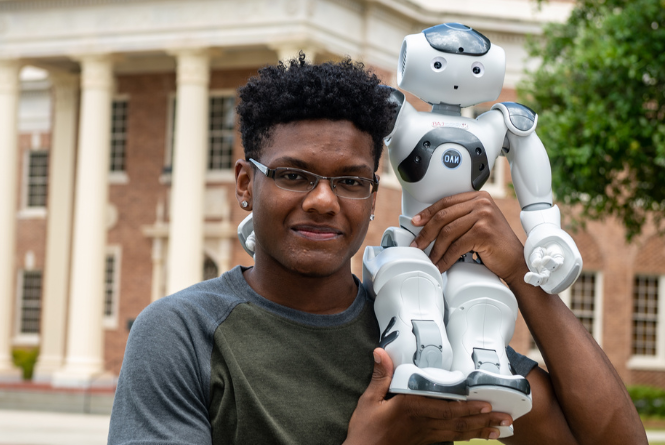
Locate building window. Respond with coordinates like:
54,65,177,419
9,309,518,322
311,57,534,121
19,271,42,334
633,275,659,356
570,272,596,335
110,99,128,172
164,94,236,176
530,271,603,362
26,151,48,208
208,95,235,170
104,247,121,329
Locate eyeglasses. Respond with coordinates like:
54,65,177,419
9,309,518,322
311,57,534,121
249,158,379,200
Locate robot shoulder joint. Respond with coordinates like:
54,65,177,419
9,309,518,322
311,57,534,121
491,102,538,137
382,86,406,139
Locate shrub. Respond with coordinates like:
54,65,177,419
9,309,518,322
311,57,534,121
11,348,39,380
628,385,665,417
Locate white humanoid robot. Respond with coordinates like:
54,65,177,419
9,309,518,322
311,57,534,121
237,23,583,437
360,23,583,437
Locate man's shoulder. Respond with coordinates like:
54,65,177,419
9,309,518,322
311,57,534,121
139,266,250,334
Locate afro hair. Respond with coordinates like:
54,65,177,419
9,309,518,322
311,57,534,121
237,52,396,171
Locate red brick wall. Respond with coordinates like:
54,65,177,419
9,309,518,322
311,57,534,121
11,69,665,387
13,132,50,341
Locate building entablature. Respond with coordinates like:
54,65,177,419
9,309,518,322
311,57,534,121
0,0,572,75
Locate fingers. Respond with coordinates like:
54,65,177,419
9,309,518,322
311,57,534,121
410,197,477,250
362,349,394,402
411,191,484,227
401,397,513,442
525,270,549,286
430,226,484,273
409,397,491,419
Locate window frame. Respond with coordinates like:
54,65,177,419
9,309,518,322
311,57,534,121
13,269,43,346
528,270,604,363
162,90,237,184
103,245,122,330
18,148,49,219
108,95,130,184
628,275,665,370
206,90,237,181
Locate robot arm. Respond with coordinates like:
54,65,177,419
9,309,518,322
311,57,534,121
492,102,582,294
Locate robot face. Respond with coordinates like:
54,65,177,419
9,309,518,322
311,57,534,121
397,23,505,108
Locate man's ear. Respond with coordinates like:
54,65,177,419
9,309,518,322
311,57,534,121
235,159,253,211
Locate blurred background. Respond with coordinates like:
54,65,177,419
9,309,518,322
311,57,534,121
1,0,665,442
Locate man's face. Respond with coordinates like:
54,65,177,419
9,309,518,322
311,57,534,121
248,119,376,278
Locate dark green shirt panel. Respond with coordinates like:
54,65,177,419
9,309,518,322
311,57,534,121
210,300,380,445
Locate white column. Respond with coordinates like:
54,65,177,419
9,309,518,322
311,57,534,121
33,74,79,382
0,59,22,381
52,55,113,387
166,49,210,295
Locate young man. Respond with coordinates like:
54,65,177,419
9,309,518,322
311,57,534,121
108,56,646,445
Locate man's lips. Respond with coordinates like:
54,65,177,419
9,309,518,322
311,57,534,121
291,225,343,241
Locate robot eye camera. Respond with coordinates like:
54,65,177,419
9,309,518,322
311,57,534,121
397,22,505,108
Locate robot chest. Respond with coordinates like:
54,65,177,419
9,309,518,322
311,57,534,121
396,127,490,191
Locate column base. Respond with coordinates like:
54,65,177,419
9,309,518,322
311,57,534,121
51,358,115,388
32,354,65,383
0,360,23,383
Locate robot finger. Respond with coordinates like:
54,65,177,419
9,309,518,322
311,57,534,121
524,271,545,286
528,247,545,266
541,255,563,272
245,231,256,253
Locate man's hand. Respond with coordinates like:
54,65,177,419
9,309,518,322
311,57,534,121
344,348,513,445
409,191,528,287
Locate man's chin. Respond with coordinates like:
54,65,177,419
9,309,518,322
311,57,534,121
287,259,349,279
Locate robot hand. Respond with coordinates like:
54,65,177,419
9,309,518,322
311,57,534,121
521,206,583,294
524,243,564,287
237,213,256,258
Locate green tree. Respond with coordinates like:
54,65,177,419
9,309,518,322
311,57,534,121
520,0,665,239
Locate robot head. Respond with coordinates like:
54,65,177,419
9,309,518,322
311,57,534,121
397,23,505,108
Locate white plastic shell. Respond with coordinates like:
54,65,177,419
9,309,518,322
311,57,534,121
397,32,505,107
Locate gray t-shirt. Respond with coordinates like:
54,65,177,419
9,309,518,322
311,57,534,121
108,266,536,444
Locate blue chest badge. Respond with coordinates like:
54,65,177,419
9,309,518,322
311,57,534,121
442,149,462,169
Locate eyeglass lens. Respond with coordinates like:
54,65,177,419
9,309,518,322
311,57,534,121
272,168,373,199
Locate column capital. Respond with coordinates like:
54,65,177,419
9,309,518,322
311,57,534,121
50,72,80,88
0,59,21,95
169,48,211,87
50,72,80,99
75,54,115,91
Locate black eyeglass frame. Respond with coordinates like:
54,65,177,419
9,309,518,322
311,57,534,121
248,158,379,200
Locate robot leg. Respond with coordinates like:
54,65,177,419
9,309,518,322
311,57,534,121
363,245,466,399
445,258,532,437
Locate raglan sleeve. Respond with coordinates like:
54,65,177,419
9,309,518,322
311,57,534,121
108,296,214,445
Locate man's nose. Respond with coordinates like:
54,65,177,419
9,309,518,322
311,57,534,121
301,179,341,215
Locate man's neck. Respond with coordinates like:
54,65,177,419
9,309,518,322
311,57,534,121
242,257,359,315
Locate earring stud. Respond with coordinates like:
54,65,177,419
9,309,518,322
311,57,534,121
241,200,249,208
370,214,375,221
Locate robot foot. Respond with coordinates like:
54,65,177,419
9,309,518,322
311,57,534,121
390,366,532,439
466,369,532,438
389,364,467,400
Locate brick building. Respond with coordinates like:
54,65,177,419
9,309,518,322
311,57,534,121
2,0,662,390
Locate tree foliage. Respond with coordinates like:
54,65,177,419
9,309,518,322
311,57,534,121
520,0,665,239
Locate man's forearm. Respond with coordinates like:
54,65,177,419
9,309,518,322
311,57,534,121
508,275,647,445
